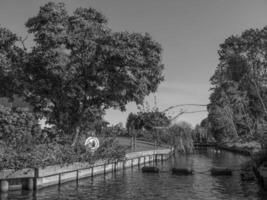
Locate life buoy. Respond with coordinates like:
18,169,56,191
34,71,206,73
85,137,99,151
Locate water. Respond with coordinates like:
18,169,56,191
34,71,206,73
5,147,267,200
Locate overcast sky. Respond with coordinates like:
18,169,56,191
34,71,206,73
1,0,267,126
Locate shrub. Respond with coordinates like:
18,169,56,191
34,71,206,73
0,105,126,170
0,135,126,170
0,105,42,150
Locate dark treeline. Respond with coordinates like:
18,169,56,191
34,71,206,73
203,26,267,145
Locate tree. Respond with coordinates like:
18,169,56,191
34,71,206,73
209,26,267,142
0,27,25,100
0,2,165,145
168,124,194,154
126,105,170,150
126,113,143,150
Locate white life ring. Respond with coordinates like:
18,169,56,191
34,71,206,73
85,137,99,151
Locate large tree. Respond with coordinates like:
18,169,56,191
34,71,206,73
209,26,267,141
0,27,26,100
0,2,165,145
126,106,170,150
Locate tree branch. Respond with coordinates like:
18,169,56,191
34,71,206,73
163,104,207,113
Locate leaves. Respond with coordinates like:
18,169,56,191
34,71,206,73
0,105,44,152
0,2,165,138
208,26,267,142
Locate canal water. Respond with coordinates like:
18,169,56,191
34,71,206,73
4,147,267,200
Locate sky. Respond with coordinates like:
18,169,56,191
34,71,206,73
1,0,267,127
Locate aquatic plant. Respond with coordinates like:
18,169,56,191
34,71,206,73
167,124,194,154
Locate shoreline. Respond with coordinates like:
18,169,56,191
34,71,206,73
0,148,173,192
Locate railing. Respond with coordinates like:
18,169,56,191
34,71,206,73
0,148,173,193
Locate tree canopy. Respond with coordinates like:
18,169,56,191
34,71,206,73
0,2,165,141
208,26,267,142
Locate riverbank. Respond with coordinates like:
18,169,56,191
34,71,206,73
214,140,267,190
6,146,265,200
199,139,262,157
220,140,261,154
0,148,173,192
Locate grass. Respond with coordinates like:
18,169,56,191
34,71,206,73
115,137,168,152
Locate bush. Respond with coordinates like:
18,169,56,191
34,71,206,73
0,105,126,170
0,134,126,170
0,137,125,170
167,124,194,154
0,105,42,150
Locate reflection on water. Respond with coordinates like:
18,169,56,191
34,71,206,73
5,147,267,200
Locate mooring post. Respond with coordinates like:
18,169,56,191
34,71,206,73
91,166,94,178
33,168,38,191
58,173,61,186
76,170,79,181
123,160,126,170
104,164,106,175
144,156,147,166
113,162,116,172
0,180,9,192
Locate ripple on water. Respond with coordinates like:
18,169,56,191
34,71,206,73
6,148,267,200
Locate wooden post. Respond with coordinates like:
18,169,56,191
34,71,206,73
113,163,116,172
58,173,61,186
131,136,134,151
104,164,106,175
123,160,126,170
91,167,94,178
144,157,146,166
0,180,9,192
76,170,79,182
33,168,38,191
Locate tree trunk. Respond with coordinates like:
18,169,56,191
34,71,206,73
133,130,136,151
131,135,134,151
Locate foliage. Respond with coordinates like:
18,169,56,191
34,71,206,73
0,105,42,150
193,118,215,143
0,2,164,169
126,102,170,133
102,123,128,137
0,134,125,170
0,2,165,142
0,27,25,99
126,102,170,149
0,104,126,170
208,26,267,142
93,136,126,162
167,124,194,154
